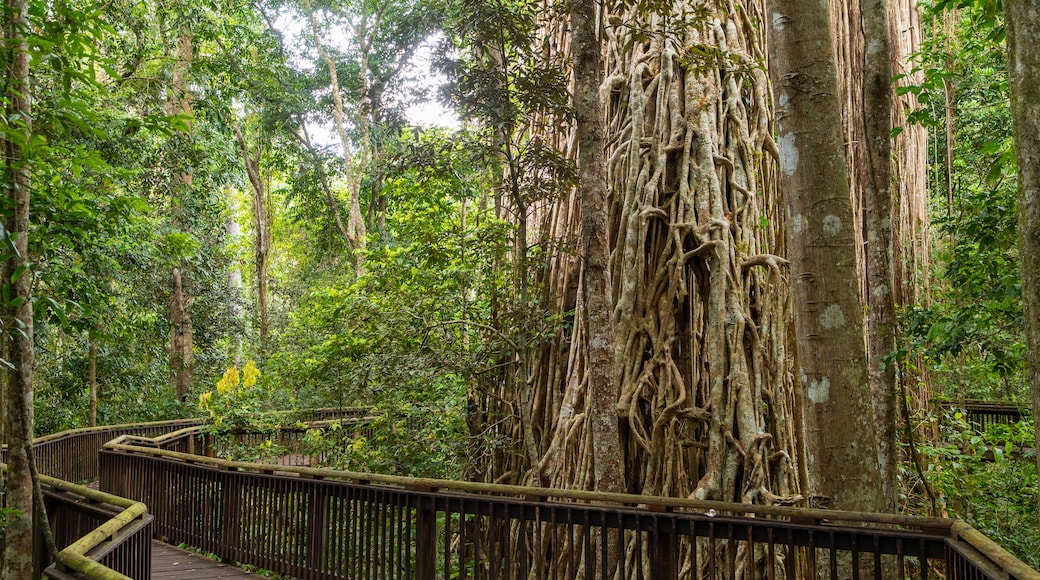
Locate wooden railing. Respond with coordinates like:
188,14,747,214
100,435,1040,580
10,412,1039,580
3,409,366,580
39,475,153,580
116,408,375,463
2,419,192,580
937,400,1031,433
1,419,203,483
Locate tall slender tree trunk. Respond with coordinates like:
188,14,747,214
1003,0,1040,524
888,0,934,448
225,186,244,366
233,123,271,344
167,30,194,404
170,266,193,403
570,0,624,497
889,0,931,309
88,340,97,427
767,0,884,512
2,0,34,575
942,10,958,259
861,0,899,514
303,0,367,266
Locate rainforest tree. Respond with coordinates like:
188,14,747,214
1003,0,1040,519
767,0,885,512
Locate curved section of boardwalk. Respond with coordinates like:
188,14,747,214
17,413,1040,580
152,542,256,579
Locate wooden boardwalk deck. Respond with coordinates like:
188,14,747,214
152,541,257,579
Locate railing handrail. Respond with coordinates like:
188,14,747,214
0,419,203,456
41,475,149,580
950,520,1040,580
13,409,367,579
7,406,368,452
104,438,952,531
28,412,1040,579
102,436,1040,580
935,399,1032,412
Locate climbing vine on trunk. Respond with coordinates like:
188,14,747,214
481,1,803,514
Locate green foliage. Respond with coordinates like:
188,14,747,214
437,0,577,209
303,379,469,478
899,0,1026,401
917,414,1039,567
198,362,283,461
17,0,263,432
261,128,497,476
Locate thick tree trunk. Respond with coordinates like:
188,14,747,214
766,0,885,513
569,0,624,497
501,0,802,517
829,0,900,512
2,0,34,575
474,1,803,573
1003,0,1040,524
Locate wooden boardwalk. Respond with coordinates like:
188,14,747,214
152,541,256,579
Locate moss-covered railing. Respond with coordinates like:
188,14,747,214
2,420,193,580
101,432,1040,580
37,474,152,580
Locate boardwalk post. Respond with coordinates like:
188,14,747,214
413,490,437,580
653,517,678,580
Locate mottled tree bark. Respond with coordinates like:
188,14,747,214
830,0,899,511
1003,0,1040,523
569,0,624,497
766,0,884,512
3,0,34,575
861,0,899,514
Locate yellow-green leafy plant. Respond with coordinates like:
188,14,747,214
198,361,281,460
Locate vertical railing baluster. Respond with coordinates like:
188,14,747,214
307,480,330,577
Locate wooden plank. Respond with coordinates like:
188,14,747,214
152,541,256,579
